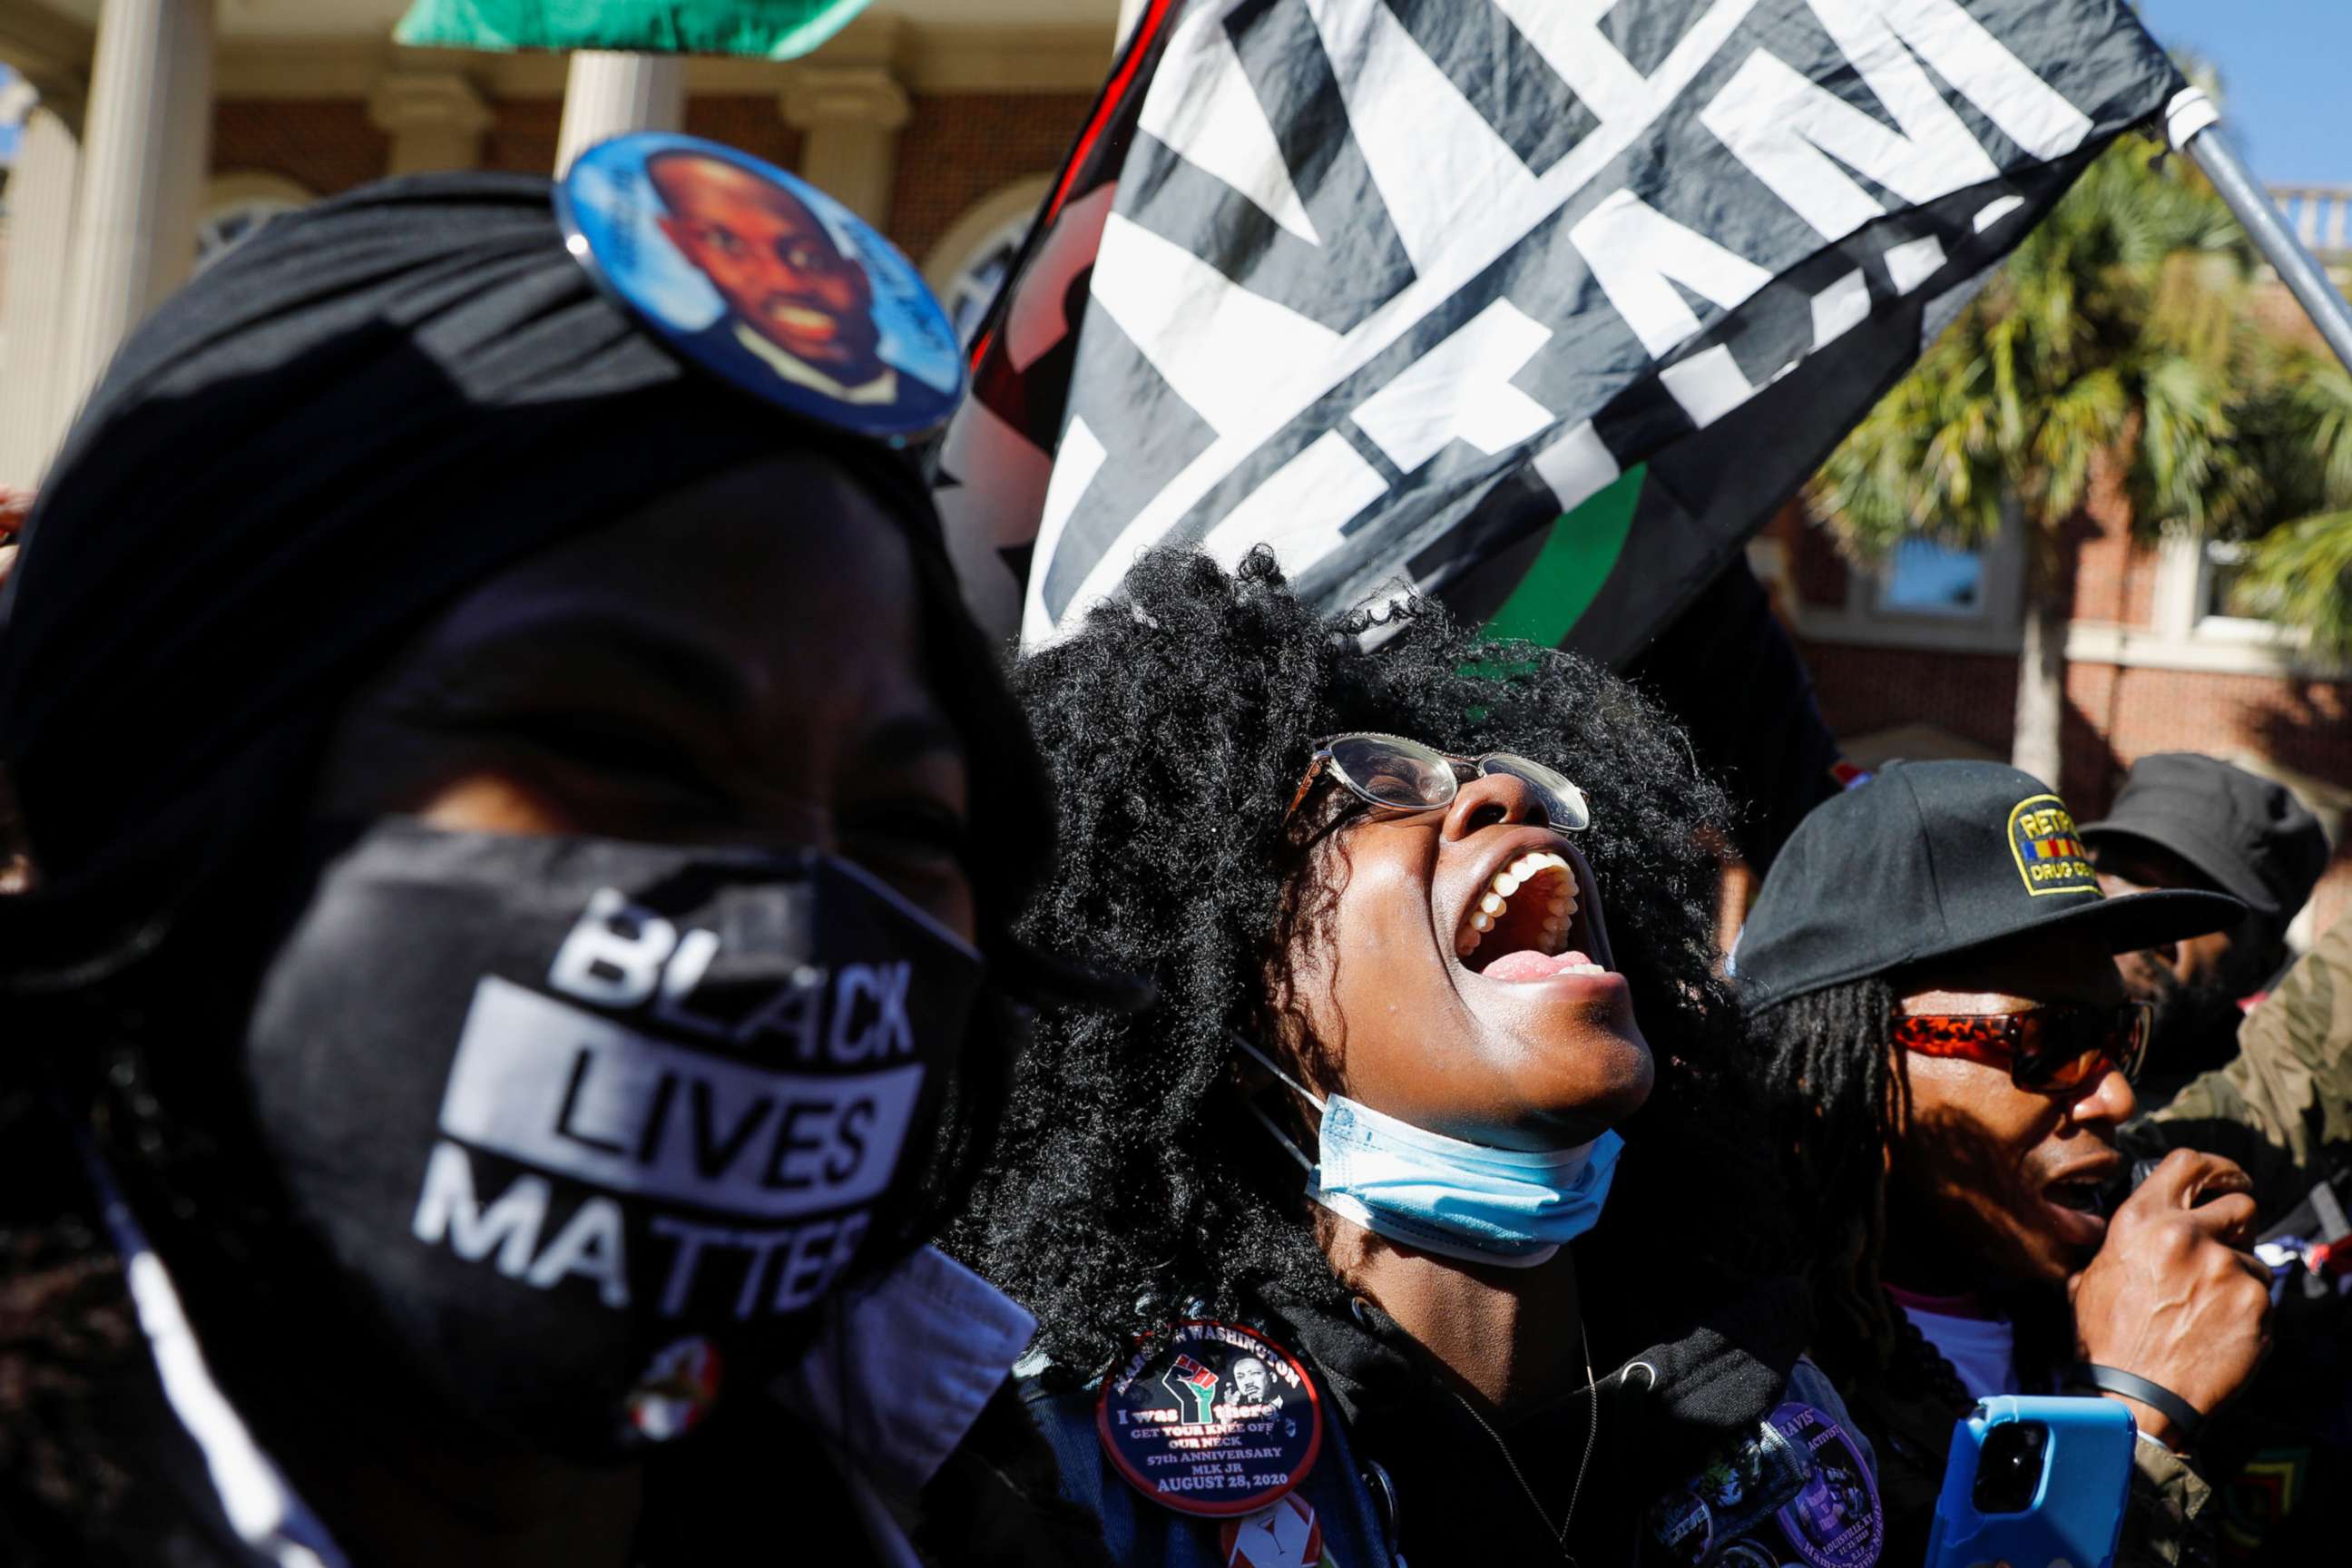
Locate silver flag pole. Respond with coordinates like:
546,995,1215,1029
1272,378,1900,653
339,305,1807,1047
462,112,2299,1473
2168,89,2352,376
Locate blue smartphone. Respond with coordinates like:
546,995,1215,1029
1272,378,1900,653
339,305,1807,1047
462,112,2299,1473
1925,1396,2136,1568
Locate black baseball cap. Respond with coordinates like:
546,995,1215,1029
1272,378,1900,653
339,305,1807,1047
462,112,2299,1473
2078,752,2329,921
1735,760,2244,1008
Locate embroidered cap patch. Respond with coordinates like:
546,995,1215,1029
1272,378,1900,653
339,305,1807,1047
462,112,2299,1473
2007,794,2100,897
557,132,965,437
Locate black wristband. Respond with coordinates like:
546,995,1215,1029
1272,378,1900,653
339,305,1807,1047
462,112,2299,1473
2067,1362,2206,1445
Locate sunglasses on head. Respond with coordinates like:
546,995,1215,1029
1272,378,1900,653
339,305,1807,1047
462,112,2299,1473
1284,731,1591,835
1894,1001,2152,1096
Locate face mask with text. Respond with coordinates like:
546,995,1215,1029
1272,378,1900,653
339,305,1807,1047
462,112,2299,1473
240,820,981,1459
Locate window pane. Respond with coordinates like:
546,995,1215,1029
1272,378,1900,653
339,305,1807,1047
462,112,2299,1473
1882,538,1986,617
2201,541,2280,622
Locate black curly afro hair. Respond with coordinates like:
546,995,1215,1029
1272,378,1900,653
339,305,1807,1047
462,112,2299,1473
954,548,1796,1371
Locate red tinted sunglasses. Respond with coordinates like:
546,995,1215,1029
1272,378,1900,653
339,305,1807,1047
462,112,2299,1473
1895,1002,2151,1096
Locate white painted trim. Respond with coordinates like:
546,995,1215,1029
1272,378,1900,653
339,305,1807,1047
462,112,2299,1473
1779,521,2348,679
2063,621,2347,679
922,172,1052,292
1782,524,2028,654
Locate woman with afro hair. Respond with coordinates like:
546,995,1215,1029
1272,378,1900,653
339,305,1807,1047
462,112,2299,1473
956,549,1868,1566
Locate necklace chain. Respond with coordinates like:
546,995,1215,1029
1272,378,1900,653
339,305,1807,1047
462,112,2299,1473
1446,1328,1599,1563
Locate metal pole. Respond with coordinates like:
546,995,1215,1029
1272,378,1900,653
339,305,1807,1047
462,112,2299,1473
2170,91,2352,376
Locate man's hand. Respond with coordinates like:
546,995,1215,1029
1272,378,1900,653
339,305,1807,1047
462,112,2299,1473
2069,1148,2271,1449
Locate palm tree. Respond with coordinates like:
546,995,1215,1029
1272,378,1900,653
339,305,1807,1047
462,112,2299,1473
1807,132,2262,786
2240,354,2352,658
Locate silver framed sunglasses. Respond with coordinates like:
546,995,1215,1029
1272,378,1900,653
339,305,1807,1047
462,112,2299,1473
1284,731,1591,834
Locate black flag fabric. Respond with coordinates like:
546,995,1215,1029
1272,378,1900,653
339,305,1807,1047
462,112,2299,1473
933,0,2188,667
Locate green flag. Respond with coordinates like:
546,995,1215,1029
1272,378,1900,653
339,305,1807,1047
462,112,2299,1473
395,0,870,59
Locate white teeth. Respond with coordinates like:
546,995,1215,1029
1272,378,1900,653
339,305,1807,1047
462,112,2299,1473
1563,963,1605,976
1455,850,1590,965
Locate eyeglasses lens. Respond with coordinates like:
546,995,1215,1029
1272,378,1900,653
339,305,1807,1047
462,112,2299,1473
2014,1004,2146,1093
1327,734,1458,810
1481,753,1592,833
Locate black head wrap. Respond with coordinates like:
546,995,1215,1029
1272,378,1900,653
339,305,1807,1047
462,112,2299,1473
0,171,1060,985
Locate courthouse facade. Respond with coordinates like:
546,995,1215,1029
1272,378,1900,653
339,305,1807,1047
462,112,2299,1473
0,0,1130,487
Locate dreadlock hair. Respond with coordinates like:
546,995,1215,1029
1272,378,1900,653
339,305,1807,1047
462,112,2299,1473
954,547,1796,1373
1742,975,1907,1373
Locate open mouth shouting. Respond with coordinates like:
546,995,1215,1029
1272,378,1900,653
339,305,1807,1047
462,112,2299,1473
1452,829,1617,989
2035,1154,2122,1251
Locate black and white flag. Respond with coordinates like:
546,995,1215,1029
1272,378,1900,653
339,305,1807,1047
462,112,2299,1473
934,0,2187,664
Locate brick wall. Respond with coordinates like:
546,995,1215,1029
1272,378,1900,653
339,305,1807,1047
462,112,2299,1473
1800,630,2352,936
2067,495,2162,628
207,89,1077,263
211,99,391,198
478,97,562,177
887,91,1092,263
685,96,801,173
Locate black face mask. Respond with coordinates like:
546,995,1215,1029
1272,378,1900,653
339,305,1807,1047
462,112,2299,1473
239,820,982,1460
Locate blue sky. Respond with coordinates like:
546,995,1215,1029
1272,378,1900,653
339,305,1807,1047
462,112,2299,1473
0,66,18,164
2137,0,2352,185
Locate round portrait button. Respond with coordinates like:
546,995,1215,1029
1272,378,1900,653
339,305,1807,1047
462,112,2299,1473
556,132,966,438
1095,1319,1324,1518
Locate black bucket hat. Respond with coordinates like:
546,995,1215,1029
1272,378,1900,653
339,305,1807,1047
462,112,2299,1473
2079,752,2329,921
1735,760,2245,1008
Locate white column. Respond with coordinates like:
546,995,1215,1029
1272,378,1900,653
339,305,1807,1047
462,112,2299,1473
369,73,492,176
55,0,215,412
554,52,684,175
0,94,84,489
780,66,910,226
1116,0,1152,49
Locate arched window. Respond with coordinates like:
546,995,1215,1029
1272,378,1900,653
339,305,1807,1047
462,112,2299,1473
923,175,1054,348
196,172,316,271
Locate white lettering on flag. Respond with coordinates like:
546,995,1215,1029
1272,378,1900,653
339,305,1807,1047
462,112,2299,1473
1304,0,1538,275
1200,431,1388,575
1702,0,2092,243
1572,191,1773,360
1040,0,1763,642
1028,416,1107,642
1532,420,1620,513
1811,270,1873,348
1138,9,1320,244
1350,299,1555,471
1090,211,1342,436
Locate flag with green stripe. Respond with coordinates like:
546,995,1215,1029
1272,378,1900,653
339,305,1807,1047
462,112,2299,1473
936,0,2186,671
394,0,868,59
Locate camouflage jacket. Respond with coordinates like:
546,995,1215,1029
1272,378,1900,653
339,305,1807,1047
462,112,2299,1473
2123,916,2352,1221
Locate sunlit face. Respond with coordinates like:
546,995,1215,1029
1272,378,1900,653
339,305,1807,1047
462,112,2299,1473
315,455,973,939
1886,931,2133,1290
650,154,878,371
1281,767,1650,1155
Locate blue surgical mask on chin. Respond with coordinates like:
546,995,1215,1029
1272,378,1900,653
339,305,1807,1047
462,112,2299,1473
1233,1036,1622,1269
